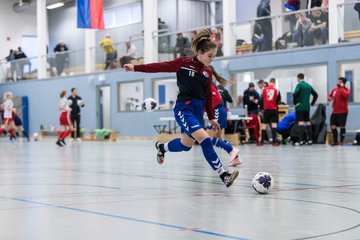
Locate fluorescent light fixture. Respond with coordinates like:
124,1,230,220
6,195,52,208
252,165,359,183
46,2,64,9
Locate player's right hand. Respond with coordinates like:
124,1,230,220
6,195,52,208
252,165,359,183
124,64,134,72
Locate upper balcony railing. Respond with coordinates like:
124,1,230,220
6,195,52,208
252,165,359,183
154,23,224,62
231,7,331,56
1,3,360,85
337,1,360,43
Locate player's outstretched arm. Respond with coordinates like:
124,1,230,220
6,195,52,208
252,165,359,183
124,64,134,72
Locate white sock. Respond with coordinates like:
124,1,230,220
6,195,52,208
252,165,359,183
217,167,225,176
164,143,169,152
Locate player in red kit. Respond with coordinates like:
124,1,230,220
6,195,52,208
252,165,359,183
328,77,350,146
260,78,281,146
205,66,241,167
56,90,73,147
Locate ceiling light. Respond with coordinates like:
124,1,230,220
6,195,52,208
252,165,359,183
46,2,64,9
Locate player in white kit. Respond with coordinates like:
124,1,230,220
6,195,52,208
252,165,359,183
0,92,16,142
56,90,73,147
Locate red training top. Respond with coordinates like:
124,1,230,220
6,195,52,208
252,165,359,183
262,84,281,110
328,86,350,114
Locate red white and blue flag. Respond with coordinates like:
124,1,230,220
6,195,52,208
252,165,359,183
77,0,104,29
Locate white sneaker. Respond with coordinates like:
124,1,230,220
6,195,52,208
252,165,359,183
228,148,240,163
69,138,74,142
77,138,82,142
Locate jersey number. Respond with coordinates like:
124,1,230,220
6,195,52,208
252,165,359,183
189,70,195,77
266,89,275,101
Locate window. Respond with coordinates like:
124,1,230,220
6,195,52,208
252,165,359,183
153,78,178,110
231,64,328,107
104,2,142,29
340,61,360,103
118,81,144,112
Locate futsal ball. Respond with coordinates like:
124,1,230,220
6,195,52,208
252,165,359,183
33,132,39,141
142,98,157,112
252,172,274,194
67,99,73,106
77,100,84,107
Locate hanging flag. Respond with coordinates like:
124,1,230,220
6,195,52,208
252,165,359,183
77,0,104,29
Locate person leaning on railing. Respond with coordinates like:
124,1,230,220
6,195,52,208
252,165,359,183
99,34,117,70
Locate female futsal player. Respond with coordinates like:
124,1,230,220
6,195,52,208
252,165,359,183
0,92,16,142
56,90,72,147
206,67,241,167
12,108,30,141
125,30,239,187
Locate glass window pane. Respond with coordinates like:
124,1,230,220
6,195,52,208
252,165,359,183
116,8,131,26
131,3,142,23
118,81,144,111
104,11,114,28
340,62,360,103
153,79,178,110
232,65,328,107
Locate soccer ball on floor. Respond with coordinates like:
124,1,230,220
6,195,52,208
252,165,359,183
142,98,157,112
33,132,39,141
252,172,274,194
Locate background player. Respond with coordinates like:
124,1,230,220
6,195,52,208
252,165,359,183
124,29,239,187
206,65,241,167
328,77,350,146
293,73,318,146
260,78,281,146
68,88,85,141
0,92,16,142
56,90,72,147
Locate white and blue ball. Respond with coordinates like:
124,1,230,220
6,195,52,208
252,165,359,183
252,172,274,194
142,98,157,112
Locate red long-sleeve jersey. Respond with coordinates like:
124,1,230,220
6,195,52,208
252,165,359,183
328,86,350,114
134,56,215,119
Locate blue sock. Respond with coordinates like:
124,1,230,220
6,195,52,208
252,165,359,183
200,137,223,171
212,137,233,153
166,138,192,152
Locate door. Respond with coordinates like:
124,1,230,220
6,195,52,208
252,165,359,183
97,85,111,129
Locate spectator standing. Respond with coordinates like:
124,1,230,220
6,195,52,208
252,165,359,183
14,47,28,80
5,49,16,80
257,0,273,51
99,34,117,70
54,40,69,76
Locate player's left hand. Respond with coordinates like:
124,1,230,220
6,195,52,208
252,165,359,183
210,119,220,132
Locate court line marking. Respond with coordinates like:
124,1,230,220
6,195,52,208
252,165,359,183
0,195,249,240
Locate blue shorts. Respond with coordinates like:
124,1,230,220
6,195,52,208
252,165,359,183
13,115,23,126
174,99,205,137
207,104,227,130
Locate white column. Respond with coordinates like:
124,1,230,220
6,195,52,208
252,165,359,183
37,0,47,79
85,29,96,73
329,0,345,44
143,0,158,63
210,2,216,26
222,0,236,56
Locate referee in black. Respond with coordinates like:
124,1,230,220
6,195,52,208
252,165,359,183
68,88,84,141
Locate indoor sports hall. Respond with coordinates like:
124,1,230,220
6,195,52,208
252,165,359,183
0,0,360,240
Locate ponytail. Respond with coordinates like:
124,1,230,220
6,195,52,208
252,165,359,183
209,65,232,86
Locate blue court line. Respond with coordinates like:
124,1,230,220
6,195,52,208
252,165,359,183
3,196,248,240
